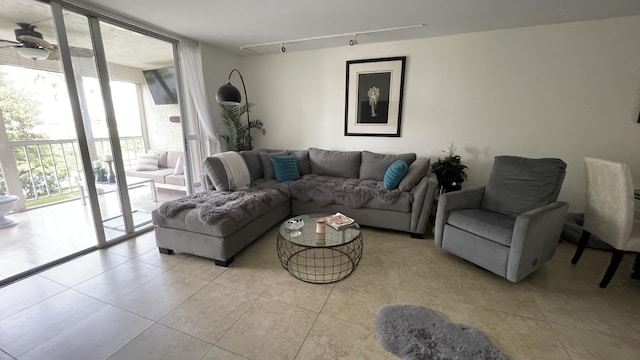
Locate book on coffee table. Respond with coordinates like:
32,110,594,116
324,212,355,230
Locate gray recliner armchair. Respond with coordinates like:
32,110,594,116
434,156,569,283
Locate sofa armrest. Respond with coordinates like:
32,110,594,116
409,173,439,236
507,201,569,282
201,172,214,190
434,186,485,246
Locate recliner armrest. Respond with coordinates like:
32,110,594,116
434,186,485,246
507,201,569,282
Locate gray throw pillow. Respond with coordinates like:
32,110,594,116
241,150,263,181
260,151,289,180
309,148,361,179
360,150,417,181
481,155,567,215
202,156,229,191
289,150,311,175
398,158,431,192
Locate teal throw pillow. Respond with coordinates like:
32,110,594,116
271,155,301,182
383,160,408,190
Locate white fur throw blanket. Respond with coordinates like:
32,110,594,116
158,182,289,223
215,151,250,191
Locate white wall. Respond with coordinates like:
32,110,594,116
200,43,241,152
140,83,182,151
241,16,640,211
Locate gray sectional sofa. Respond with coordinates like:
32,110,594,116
151,147,438,266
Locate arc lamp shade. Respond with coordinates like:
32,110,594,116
216,83,242,106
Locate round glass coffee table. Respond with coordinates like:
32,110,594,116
276,214,363,284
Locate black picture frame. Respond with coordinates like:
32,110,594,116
344,56,406,137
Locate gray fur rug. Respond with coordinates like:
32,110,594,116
375,304,512,360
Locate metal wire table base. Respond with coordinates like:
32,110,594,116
277,232,363,284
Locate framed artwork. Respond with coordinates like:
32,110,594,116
344,56,406,137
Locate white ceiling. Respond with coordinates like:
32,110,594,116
0,0,174,69
71,0,640,55
1,0,640,67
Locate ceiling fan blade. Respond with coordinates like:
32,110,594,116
46,48,60,61
18,34,55,50
47,44,94,59
0,39,22,48
69,46,94,58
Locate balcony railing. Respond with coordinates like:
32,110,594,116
0,136,144,205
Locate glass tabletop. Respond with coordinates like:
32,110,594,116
279,214,361,248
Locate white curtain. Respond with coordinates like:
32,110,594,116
179,40,221,153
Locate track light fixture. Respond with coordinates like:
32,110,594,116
349,35,359,46
240,24,425,53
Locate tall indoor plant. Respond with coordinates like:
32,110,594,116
431,143,468,193
219,103,263,151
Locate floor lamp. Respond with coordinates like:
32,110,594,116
216,68,253,150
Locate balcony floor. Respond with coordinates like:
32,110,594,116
0,187,184,281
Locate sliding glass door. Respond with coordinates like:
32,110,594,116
0,0,188,283
0,0,102,280
52,4,184,243
99,20,183,241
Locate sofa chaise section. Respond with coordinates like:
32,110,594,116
152,182,291,266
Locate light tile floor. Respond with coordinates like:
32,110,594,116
1,227,639,360
0,188,183,281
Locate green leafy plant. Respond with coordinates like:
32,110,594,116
219,103,263,151
431,143,468,193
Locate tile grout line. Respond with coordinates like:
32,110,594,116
292,283,336,360
532,291,575,360
106,271,227,359
210,285,267,356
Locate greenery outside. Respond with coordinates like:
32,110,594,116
0,69,63,200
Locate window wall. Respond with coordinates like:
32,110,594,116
0,0,191,284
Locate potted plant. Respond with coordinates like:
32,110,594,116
219,103,263,151
431,143,468,193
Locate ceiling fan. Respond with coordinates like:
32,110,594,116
0,23,93,60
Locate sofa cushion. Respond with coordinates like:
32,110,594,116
203,152,251,191
360,151,416,181
384,160,408,190
447,209,516,246
148,150,168,168
135,154,159,171
398,158,431,192
165,174,185,186
241,150,264,181
260,151,289,180
173,155,185,175
126,168,173,184
289,150,311,175
309,148,361,179
167,151,183,169
271,155,301,182
481,156,567,216
202,156,229,191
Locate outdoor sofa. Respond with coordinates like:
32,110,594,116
125,150,186,191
